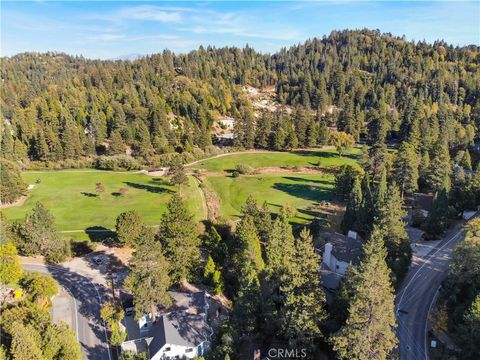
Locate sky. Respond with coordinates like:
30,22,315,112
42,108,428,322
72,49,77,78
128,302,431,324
1,1,479,59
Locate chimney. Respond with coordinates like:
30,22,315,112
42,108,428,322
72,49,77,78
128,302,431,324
323,242,333,267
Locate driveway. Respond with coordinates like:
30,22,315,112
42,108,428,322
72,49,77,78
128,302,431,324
22,263,112,360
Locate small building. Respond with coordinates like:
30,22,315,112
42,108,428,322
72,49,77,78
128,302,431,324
319,231,362,303
413,193,434,217
218,117,235,129
322,231,362,276
121,290,212,359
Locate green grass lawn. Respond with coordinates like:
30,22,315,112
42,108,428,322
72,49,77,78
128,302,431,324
192,148,361,172
4,171,204,235
204,173,335,224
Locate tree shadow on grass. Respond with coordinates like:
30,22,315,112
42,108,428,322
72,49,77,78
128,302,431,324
272,183,333,202
291,149,360,161
123,181,174,194
282,176,333,185
150,177,171,185
85,226,116,242
81,192,98,197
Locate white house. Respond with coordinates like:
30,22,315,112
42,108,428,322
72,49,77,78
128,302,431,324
319,231,362,304
322,230,362,276
121,290,212,359
218,117,235,129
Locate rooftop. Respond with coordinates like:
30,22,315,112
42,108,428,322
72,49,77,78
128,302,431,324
149,311,210,355
320,231,363,264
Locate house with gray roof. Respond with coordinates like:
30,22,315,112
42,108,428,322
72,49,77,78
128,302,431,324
321,230,362,276
121,290,212,359
318,231,362,303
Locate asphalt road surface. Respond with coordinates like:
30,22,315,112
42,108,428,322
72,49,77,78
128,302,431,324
395,225,466,360
22,263,112,360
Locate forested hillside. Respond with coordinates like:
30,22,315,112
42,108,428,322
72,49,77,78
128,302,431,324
1,29,479,165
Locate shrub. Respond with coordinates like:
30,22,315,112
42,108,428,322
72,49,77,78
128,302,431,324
21,272,58,299
95,155,142,171
234,164,252,175
45,237,71,263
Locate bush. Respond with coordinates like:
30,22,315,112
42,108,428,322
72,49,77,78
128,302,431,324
234,164,252,175
21,272,58,299
95,155,142,171
45,237,71,263
231,170,240,178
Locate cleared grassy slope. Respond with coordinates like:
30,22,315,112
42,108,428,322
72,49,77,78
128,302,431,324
4,171,203,232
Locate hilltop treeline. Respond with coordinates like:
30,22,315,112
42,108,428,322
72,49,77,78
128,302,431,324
1,29,479,165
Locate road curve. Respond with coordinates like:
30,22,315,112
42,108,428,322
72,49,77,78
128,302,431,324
22,263,112,360
395,221,470,360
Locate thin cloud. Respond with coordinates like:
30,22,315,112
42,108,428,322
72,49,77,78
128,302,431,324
90,34,126,42
87,5,184,23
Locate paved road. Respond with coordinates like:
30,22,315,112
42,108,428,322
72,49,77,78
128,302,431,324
22,263,112,360
396,222,468,360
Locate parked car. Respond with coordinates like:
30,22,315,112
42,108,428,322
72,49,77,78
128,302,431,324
124,307,134,316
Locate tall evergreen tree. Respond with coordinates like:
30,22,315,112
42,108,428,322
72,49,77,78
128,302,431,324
341,177,363,234
375,184,411,284
281,228,327,348
331,227,397,360
393,141,419,196
125,227,172,319
232,215,264,276
355,173,375,236
426,140,452,193
108,130,126,155
422,188,450,238
157,194,200,283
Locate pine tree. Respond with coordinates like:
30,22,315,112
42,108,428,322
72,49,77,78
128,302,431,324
461,149,472,171
341,177,363,234
422,188,450,238
331,227,397,360
281,228,327,347
375,184,411,284
355,174,374,236
374,168,387,217
157,194,200,283
61,120,82,159
335,165,362,202
125,227,172,319
0,128,14,160
241,197,272,243
10,322,44,360
203,255,224,294
232,266,261,338
168,157,188,187
34,129,50,161
233,215,264,275
115,210,144,246
393,141,419,196
426,140,452,192
12,202,57,256
0,159,27,205
108,130,126,155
